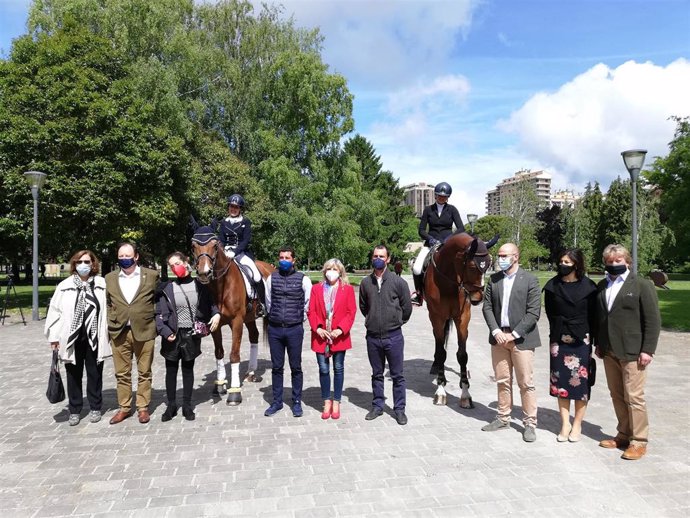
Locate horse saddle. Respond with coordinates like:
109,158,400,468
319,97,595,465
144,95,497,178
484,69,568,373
421,241,443,276
234,261,258,299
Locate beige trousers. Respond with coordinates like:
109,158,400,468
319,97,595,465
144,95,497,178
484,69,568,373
603,354,649,444
111,329,154,412
491,344,537,427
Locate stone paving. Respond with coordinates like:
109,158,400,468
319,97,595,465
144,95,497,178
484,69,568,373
0,275,689,517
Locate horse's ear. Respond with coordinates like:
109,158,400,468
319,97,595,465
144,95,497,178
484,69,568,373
467,237,478,258
486,234,500,249
210,218,219,233
188,215,199,233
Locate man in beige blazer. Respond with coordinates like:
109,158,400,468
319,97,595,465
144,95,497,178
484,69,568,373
105,242,159,424
594,244,660,460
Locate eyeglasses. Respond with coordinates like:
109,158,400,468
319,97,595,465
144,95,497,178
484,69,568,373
497,254,514,259
76,260,92,265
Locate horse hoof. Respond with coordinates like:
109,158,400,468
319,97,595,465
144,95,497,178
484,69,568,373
212,384,228,397
433,395,447,406
226,390,242,406
243,372,263,383
459,397,474,409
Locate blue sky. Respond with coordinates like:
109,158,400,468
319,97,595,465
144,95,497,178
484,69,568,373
2,0,689,217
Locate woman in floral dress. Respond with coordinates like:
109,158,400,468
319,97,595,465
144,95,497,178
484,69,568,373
543,249,597,442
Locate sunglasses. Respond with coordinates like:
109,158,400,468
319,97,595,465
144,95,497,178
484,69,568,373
76,260,92,265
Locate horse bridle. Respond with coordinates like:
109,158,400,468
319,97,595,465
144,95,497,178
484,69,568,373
191,234,231,281
430,249,491,298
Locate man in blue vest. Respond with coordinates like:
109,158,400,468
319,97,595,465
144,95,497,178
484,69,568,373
264,246,312,417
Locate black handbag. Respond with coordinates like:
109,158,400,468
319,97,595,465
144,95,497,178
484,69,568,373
177,329,202,362
46,349,66,403
589,357,597,387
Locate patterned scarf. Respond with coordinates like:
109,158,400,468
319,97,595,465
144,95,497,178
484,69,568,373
322,281,339,358
67,275,99,351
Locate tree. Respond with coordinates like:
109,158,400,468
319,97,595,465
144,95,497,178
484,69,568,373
536,205,565,264
646,116,690,268
501,179,544,246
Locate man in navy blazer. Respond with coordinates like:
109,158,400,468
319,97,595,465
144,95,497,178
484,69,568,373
482,242,542,442
593,244,660,461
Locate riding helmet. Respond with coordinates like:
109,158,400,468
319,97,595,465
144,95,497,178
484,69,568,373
227,194,245,208
434,182,452,197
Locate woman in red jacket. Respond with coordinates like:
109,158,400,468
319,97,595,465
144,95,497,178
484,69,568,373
308,258,357,420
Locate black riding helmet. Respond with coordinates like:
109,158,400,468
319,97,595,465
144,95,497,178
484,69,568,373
434,182,452,197
227,194,245,208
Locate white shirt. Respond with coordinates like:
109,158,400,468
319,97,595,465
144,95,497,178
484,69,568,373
118,266,141,304
436,202,445,217
605,269,630,311
491,269,520,339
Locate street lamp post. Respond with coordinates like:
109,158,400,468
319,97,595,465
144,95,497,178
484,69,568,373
24,171,47,321
467,213,478,234
621,150,647,275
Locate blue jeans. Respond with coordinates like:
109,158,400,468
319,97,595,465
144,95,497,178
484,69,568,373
366,328,406,411
267,324,304,405
316,351,346,401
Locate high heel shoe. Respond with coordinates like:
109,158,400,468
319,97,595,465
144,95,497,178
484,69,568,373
321,400,332,420
331,401,340,420
556,424,571,442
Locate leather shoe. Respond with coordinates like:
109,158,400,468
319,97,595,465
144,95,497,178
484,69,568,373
109,411,130,425
138,409,150,424
395,410,408,425
365,407,383,420
621,444,647,460
599,437,630,450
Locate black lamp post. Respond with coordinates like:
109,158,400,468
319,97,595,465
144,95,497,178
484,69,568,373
24,171,47,321
621,150,647,274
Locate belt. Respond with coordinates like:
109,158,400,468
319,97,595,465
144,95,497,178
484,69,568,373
269,322,301,328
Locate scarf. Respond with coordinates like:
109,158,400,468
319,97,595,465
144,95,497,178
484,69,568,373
67,275,99,351
322,281,338,358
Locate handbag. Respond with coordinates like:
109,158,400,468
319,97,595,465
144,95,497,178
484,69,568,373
46,349,66,404
177,329,202,362
589,357,597,387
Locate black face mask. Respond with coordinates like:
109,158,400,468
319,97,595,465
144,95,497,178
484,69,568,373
557,264,575,277
605,264,627,276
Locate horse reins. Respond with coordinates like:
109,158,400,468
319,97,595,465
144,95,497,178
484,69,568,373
192,234,232,281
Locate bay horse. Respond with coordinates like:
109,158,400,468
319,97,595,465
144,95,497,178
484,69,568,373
425,232,495,408
191,226,274,405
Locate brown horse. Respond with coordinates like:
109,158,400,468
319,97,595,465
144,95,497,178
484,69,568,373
191,227,274,405
425,232,494,408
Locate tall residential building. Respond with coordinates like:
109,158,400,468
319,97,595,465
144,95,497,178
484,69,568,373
402,182,435,217
551,189,581,209
485,169,552,215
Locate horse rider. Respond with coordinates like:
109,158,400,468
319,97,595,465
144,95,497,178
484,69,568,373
218,194,266,316
410,182,465,306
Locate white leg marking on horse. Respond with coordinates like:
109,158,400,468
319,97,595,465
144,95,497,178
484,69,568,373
230,362,241,388
460,381,472,408
435,385,446,397
433,384,447,405
216,359,226,384
249,343,259,372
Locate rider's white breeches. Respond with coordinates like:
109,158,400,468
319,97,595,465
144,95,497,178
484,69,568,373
413,246,430,275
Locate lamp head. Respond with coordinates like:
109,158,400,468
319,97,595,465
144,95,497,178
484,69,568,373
467,213,478,225
23,171,47,190
621,150,647,181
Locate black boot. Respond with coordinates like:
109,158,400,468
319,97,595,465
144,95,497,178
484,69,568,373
182,405,195,421
411,273,424,306
254,280,267,318
162,401,177,422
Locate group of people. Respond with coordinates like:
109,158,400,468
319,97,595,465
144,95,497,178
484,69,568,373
480,241,660,461
44,185,661,461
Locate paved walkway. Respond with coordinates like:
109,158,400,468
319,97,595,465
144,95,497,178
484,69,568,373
1,276,688,517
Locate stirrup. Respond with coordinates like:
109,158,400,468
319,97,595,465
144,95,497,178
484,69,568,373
411,292,423,306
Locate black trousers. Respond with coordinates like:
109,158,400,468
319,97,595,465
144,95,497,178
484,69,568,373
64,334,103,414
165,358,195,407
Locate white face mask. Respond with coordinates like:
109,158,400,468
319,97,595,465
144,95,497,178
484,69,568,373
325,270,340,283
76,263,92,277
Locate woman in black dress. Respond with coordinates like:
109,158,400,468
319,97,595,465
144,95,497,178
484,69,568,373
543,249,597,442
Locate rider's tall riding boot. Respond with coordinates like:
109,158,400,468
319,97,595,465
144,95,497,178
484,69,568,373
411,273,424,306
255,280,267,318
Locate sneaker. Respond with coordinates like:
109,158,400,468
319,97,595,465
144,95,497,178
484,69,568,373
394,410,408,425
292,402,303,418
264,403,284,417
523,425,537,443
365,407,384,421
481,418,510,431
88,410,101,423
68,414,80,426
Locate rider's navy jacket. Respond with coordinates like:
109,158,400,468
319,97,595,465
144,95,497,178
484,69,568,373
218,216,252,256
418,204,465,246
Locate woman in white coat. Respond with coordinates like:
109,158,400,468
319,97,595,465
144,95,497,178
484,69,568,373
45,250,111,426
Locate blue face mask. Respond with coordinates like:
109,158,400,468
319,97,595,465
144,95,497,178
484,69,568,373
278,259,293,272
118,257,136,269
76,263,92,277
497,257,513,271
372,258,386,270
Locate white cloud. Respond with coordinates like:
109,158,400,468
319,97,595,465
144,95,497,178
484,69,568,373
500,59,690,185
253,0,480,89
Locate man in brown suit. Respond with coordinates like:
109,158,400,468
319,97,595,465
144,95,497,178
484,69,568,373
594,244,660,460
105,242,159,424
